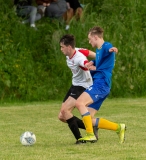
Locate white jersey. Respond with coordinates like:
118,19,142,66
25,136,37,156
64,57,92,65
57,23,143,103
66,48,93,88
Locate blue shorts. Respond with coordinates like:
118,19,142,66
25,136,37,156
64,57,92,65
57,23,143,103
85,78,110,110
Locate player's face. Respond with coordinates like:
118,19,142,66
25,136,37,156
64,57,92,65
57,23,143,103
88,33,97,48
60,43,70,56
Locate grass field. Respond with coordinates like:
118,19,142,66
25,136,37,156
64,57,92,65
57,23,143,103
0,98,145,160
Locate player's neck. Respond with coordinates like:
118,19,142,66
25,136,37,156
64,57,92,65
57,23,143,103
69,49,76,58
97,39,104,49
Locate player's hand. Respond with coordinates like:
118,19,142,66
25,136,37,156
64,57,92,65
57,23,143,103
89,66,96,70
85,61,96,70
109,47,118,53
85,61,93,68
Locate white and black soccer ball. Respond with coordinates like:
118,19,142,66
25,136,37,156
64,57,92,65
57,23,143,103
20,131,36,146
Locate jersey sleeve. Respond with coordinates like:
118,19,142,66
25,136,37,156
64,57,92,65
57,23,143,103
76,54,89,70
78,49,89,57
104,42,113,56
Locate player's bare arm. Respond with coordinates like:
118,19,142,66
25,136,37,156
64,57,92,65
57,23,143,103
88,50,96,58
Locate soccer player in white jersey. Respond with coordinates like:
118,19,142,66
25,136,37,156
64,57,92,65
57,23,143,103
58,34,98,144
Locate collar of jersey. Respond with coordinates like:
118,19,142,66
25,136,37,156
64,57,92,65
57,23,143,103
69,50,76,59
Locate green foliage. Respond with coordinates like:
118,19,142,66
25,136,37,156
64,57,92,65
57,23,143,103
0,0,71,101
0,0,146,101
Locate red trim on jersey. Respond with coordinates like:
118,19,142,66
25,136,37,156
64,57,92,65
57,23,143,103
78,49,89,56
69,50,76,59
84,60,89,65
79,66,88,71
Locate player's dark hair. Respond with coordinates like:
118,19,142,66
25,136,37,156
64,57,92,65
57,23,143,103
88,26,104,38
59,34,75,48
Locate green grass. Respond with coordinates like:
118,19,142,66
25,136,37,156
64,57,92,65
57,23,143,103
0,98,145,160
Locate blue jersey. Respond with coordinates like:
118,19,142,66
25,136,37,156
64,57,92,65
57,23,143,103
91,42,115,88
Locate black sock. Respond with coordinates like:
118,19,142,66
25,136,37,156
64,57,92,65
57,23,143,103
66,116,82,140
74,116,85,129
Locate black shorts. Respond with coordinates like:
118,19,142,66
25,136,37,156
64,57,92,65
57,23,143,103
63,85,86,102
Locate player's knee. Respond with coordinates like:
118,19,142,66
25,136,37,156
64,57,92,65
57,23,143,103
58,112,65,122
61,103,68,113
75,100,82,110
60,108,67,117
59,105,68,118
58,112,61,120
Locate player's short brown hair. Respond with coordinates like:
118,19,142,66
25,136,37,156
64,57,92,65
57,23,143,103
88,26,104,38
59,34,75,48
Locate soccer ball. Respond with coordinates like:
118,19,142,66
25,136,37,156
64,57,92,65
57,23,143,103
20,131,36,146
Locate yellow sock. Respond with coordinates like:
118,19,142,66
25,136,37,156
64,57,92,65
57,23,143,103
82,114,93,134
98,118,119,131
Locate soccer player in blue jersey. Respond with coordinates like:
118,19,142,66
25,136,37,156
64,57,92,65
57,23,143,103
76,26,126,144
